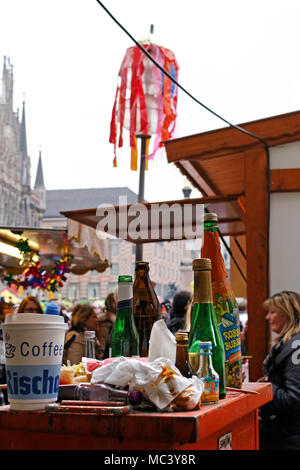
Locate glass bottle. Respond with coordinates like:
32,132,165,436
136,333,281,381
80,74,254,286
84,331,96,359
201,212,243,388
197,341,219,404
188,258,226,399
175,332,194,378
133,262,160,357
111,275,140,357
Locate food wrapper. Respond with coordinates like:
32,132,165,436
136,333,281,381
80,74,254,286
91,356,204,411
148,319,177,363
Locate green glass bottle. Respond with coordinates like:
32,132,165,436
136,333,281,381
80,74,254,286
189,258,226,399
111,275,140,357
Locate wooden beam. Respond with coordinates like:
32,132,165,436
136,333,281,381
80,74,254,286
165,110,300,163
270,168,300,192
175,160,218,196
245,147,269,381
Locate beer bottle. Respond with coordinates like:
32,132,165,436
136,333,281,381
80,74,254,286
133,261,160,357
188,258,226,399
111,275,140,357
84,331,96,359
201,213,243,388
197,341,219,404
175,332,194,378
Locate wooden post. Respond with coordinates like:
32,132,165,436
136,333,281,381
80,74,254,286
244,147,269,381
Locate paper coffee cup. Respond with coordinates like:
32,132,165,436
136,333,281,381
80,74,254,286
2,313,67,411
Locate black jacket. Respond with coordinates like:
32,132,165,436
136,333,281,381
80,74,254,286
259,331,300,450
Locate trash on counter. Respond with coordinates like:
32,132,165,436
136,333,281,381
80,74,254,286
91,356,204,411
59,361,91,385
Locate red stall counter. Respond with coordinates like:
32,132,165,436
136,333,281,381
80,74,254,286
0,382,272,450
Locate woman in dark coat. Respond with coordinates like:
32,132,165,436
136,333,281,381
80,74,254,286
259,291,300,450
167,291,192,334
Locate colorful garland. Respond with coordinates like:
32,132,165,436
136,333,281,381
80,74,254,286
2,238,70,292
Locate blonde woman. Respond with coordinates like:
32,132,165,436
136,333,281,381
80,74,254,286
63,303,101,365
259,291,300,450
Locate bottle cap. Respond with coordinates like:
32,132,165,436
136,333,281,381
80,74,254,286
84,330,96,339
135,261,149,271
202,213,218,222
193,258,212,271
118,275,133,283
175,332,189,341
198,341,212,352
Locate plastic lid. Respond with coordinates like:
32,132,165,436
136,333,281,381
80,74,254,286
193,258,212,271
118,275,133,283
3,313,64,325
84,330,96,339
202,213,218,222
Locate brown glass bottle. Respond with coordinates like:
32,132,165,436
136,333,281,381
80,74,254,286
175,332,194,378
133,262,161,357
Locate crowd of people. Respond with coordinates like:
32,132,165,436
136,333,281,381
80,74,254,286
1,289,300,450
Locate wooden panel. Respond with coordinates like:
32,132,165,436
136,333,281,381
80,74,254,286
271,168,300,192
230,235,247,298
245,148,269,381
197,153,245,195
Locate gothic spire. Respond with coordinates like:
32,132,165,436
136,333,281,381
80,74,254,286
20,100,27,157
34,150,45,189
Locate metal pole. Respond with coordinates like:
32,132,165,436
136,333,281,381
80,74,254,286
135,135,149,262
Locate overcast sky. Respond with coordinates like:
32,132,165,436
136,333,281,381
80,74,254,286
1,0,300,203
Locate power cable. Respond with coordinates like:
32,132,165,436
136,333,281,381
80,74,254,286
95,0,270,296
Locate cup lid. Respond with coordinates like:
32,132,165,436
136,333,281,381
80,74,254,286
3,313,65,325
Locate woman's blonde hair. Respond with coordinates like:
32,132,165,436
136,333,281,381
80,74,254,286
105,292,117,314
70,303,95,331
18,295,43,314
263,290,300,343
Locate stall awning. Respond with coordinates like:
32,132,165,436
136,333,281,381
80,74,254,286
0,224,111,275
61,193,245,245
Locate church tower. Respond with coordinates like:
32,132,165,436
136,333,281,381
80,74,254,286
0,56,45,227
33,150,46,225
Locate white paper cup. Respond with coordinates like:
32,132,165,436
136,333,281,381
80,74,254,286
2,313,67,411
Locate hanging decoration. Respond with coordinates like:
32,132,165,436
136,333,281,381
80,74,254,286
1,238,70,292
109,42,179,168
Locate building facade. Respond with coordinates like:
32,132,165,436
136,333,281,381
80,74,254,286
42,186,196,302
0,57,45,226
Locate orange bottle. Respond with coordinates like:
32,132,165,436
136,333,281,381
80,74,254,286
201,212,242,388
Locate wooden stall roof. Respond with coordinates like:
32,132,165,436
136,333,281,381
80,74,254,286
61,193,245,245
0,226,110,275
164,109,300,198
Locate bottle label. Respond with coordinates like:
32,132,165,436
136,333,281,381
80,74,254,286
201,377,219,404
193,271,213,303
212,283,242,388
134,288,149,300
117,299,133,310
